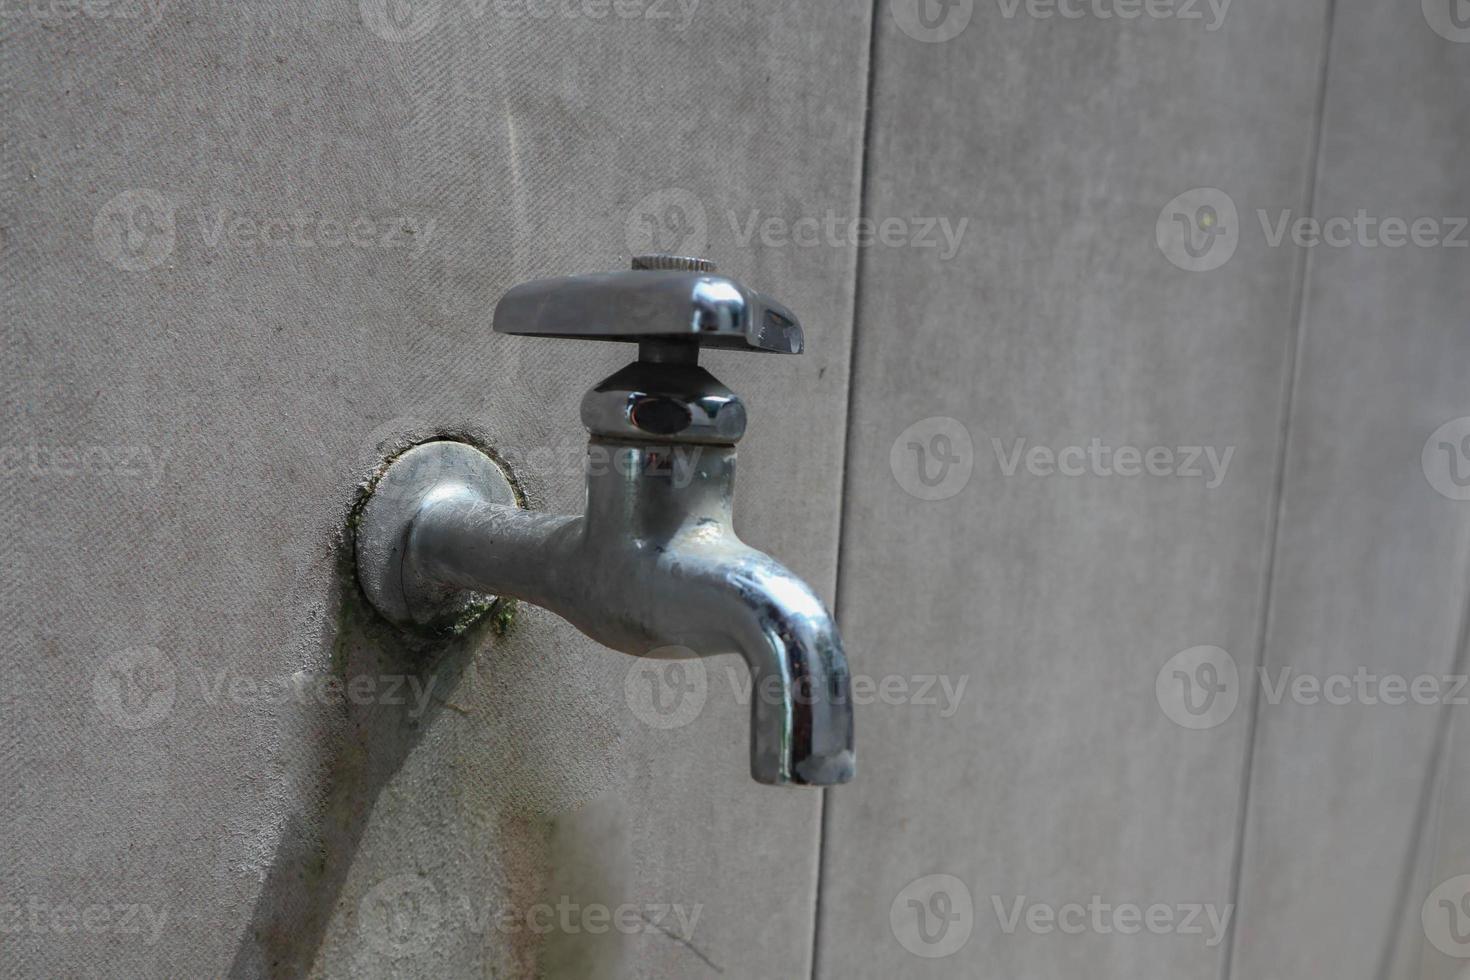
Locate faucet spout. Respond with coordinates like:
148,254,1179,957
577,437,854,783
684,547,855,785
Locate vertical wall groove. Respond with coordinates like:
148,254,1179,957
810,3,885,979
1218,4,1339,979
1211,3,1340,975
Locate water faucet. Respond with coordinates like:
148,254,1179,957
353,256,855,786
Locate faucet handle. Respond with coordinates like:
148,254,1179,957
493,256,804,356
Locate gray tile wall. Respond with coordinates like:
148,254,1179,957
5,0,1466,977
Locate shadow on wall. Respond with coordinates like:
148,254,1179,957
223,528,518,978
223,430,642,977
219,449,637,975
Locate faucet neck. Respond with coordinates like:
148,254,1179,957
579,358,746,542
583,439,736,544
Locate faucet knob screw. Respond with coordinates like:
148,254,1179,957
630,254,717,273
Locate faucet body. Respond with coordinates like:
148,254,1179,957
371,435,853,786
355,260,856,785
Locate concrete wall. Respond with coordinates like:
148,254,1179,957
5,0,1467,977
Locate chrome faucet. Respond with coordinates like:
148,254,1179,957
354,256,855,786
